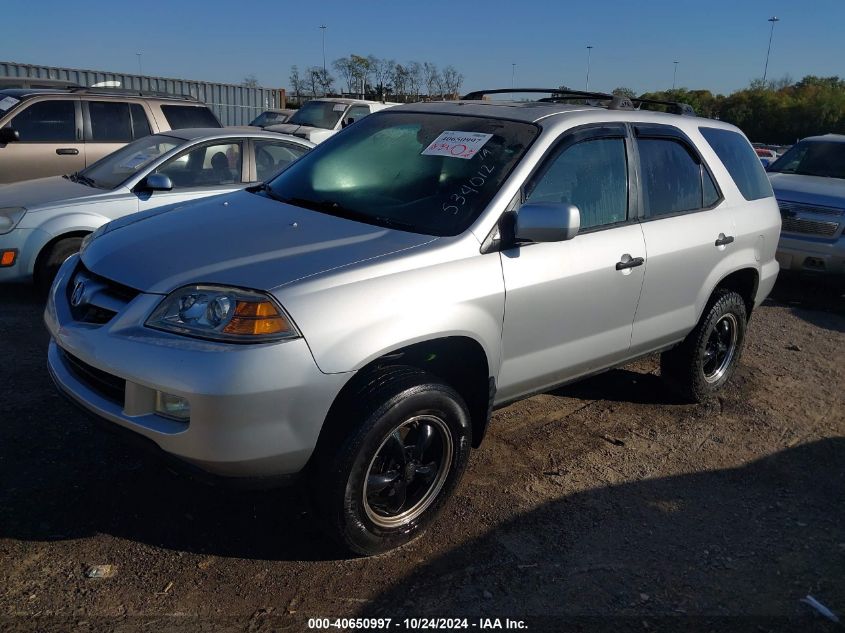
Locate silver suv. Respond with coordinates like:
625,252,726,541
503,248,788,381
46,89,780,555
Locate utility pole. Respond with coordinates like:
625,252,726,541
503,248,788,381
320,25,327,73
585,46,593,91
136,52,143,76
511,63,516,88
672,61,679,90
763,16,779,84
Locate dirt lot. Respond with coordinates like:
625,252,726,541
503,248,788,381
1,275,843,632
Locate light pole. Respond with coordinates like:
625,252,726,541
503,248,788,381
762,16,779,83
511,63,516,88
585,45,593,91
320,25,327,73
672,61,679,90
136,52,143,76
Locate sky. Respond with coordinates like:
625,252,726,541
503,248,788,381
2,0,844,96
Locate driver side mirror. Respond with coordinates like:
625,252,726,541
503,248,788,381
0,127,20,144
515,202,580,243
342,118,355,128
140,173,173,192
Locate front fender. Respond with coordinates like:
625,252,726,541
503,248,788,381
277,247,505,376
18,212,109,276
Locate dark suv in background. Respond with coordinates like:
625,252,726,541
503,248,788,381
0,87,221,183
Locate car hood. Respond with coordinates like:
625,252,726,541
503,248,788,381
268,123,336,142
81,189,435,294
0,175,101,209
768,173,845,209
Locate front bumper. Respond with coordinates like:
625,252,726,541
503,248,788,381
0,228,38,283
776,234,845,275
45,255,350,478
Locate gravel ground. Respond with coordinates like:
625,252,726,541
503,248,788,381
0,274,843,633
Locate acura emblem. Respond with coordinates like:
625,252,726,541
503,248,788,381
71,280,85,307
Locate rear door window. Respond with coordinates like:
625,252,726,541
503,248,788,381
89,101,133,142
254,140,310,181
160,105,221,129
637,138,710,217
10,100,76,142
156,141,243,187
699,127,773,200
130,103,152,139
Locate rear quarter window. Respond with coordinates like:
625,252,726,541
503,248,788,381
160,105,221,129
699,127,773,201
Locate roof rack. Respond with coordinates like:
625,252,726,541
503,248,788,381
67,87,199,101
460,88,695,116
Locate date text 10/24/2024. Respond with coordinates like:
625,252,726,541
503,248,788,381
308,618,528,630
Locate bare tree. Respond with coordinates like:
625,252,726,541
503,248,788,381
407,61,423,98
440,65,463,99
289,66,306,101
423,62,440,99
242,74,260,88
347,54,372,96
371,57,395,97
392,63,409,98
332,57,357,94
306,66,334,97
612,87,636,99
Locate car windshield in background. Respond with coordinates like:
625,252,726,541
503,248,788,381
80,134,181,189
768,140,845,179
264,112,538,236
286,101,346,130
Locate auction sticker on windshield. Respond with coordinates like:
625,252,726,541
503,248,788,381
422,131,493,160
0,96,20,112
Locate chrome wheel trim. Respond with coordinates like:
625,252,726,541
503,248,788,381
702,313,739,384
362,415,453,530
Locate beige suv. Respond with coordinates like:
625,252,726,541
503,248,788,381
0,87,221,184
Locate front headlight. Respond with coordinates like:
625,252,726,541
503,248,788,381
146,285,299,343
0,207,26,235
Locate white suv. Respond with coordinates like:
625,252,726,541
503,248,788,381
46,89,780,555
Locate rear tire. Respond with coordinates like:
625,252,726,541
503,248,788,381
307,366,472,556
35,236,83,294
660,289,747,403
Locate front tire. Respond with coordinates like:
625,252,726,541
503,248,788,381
35,236,83,294
661,289,748,403
308,367,472,556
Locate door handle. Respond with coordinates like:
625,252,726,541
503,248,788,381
56,148,79,156
715,234,734,247
616,256,644,270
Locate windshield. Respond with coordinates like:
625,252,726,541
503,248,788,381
768,140,845,179
264,111,538,236
286,101,347,130
80,134,181,189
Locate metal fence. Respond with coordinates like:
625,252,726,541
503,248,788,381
0,61,285,126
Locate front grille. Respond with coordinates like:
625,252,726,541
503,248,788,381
778,202,843,218
781,216,840,237
61,350,125,406
68,263,140,325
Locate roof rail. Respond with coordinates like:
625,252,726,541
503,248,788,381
67,86,199,101
460,88,695,116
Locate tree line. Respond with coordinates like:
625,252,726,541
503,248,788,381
287,55,464,103
614,76,845,144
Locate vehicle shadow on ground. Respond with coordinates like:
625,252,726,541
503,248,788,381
768,273,845,332
550,368,686,406
361,438,844,629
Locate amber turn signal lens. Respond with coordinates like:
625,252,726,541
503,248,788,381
222,300,290,336
0,250,17,267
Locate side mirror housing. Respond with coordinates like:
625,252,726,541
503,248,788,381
141,173,173,192
342,117,355,128
515,202,580,243
0,127,20,143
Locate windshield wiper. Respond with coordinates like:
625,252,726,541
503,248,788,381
275,196,418,232
66,172,101,188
